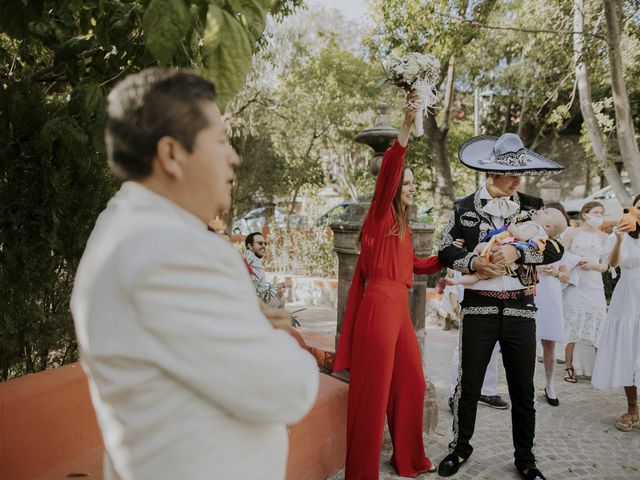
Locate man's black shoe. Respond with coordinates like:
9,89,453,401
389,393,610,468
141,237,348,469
478,394,509,409
518,467,546,480
447,397,454,414
437,453,465,477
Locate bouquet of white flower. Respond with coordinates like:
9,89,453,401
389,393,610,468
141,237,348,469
384,52,440,136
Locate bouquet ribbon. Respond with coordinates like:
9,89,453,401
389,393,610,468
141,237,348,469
410,78,439,136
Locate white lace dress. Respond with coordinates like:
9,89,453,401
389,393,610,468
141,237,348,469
592,234,640,389
563,231,607,347
534,260,566,342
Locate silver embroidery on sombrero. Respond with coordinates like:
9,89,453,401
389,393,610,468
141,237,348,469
480,150,529,166
483,169,559,177
457,134,564,176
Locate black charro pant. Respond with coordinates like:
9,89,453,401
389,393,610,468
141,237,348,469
449,290,538,471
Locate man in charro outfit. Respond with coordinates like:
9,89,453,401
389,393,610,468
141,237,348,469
436,133,565,480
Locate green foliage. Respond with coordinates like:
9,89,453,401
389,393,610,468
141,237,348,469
225,14,387,220
143,0,192,64
0,81,117,379
265,226,338,278
0,0,301,380
263,192,339,277
230,131,289,216
203,5,253,110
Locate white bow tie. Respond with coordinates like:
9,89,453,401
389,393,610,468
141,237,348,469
482,197,519,219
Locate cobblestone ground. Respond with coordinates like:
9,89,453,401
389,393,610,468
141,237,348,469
296,307,640,480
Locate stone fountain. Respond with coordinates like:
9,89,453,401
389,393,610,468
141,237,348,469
330,103,438,433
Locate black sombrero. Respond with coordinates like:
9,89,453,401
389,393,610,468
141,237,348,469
458,133,564,176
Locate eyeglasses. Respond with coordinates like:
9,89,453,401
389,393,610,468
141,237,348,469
255,241,267,246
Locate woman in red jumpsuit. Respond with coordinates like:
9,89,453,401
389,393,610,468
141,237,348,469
333,95,442,479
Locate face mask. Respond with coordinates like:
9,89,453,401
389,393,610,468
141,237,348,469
585,214,603,228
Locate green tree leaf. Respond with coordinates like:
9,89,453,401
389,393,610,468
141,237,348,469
238,0,267,46
0,0,44,38
55,36,93,64
143,0,192,64
202,4,253,110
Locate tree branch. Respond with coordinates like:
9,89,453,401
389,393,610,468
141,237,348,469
436,11,606,41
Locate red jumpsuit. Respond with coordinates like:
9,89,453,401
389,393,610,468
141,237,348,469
333,141,442,479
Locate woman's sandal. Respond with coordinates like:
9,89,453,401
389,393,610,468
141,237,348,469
615,412,639,432
563,367,577,383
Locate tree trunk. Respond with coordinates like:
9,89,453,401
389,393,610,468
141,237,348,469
574,0,632,204
24,339,34,374
503,99,513,134
440,56,455,136
603,0,640,194
517,89,530,139
225,171,242,236
423,114,455,210
286,181,303,230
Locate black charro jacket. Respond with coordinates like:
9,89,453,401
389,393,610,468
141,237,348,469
437,189,564,287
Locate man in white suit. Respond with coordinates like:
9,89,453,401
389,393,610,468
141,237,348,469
71,69,319,480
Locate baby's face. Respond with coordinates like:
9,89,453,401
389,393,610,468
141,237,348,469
532,208,567,237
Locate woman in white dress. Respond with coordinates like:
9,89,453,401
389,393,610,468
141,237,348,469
592,193,640,432
562,201,609,383
534,203,571,405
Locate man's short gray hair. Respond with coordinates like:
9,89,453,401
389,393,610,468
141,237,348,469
105,68,217,180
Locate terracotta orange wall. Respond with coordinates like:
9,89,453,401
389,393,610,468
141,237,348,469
0,364,347,480
0,364,102,480
286,373,347,480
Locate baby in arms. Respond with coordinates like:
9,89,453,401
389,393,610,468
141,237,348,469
447,207,568,286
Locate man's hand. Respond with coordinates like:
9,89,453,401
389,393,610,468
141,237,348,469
259,302,291,330
491,244,520,266
452,238,465,249
471,256,504,279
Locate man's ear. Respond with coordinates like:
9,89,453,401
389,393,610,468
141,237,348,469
156,136,187,180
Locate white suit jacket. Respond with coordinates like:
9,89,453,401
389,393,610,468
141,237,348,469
71,182,319,480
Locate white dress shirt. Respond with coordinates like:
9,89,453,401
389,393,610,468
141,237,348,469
71,182,319,480
467,184,525,292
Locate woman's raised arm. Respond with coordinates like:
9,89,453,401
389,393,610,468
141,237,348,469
370,93,418,218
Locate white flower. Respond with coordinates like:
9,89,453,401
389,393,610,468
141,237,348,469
384,51,441,134
404,62,420,79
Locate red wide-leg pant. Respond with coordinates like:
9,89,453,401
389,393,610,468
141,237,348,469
345,279,433,480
